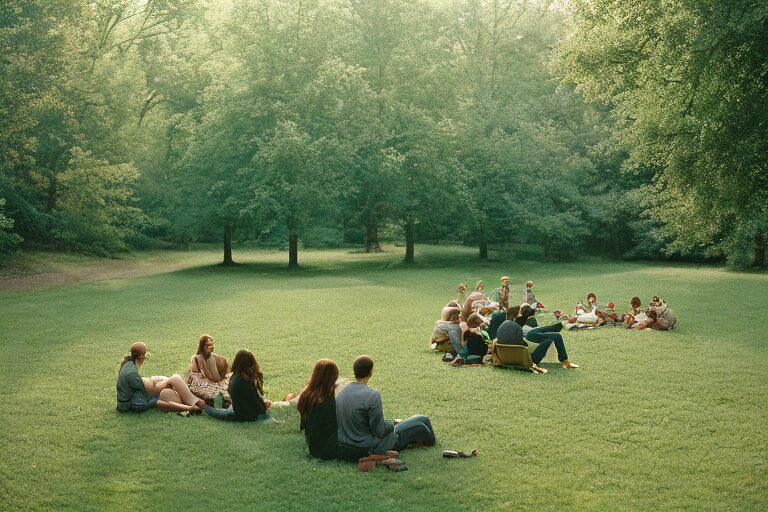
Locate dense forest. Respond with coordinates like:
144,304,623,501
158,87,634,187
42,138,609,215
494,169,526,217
1,0,765,268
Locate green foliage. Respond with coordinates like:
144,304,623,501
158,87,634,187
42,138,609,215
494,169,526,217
52,148,145,255
556,0,768,267
3,0,759,266
0,198,21,254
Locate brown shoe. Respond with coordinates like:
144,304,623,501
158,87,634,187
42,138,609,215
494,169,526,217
562,360,580,369
358,460,376,472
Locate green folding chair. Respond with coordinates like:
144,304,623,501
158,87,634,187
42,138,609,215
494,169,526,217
492,342,547,374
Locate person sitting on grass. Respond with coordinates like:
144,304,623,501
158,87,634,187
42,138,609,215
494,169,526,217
441,300,460,319
203,349,272,422
633,301,676,331
431,307,462,351
116,342,205,413
336,355,436,455
298,358,379,461
187,334,231,405
622,296,647,329
494,309,547,374
486,305,507,340
460,312,489,362
516,304,579,369
586,292,621,325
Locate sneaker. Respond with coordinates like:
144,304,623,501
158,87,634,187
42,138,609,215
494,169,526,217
562,360,580,369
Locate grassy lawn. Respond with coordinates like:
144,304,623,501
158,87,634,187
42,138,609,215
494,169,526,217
1,245,766,511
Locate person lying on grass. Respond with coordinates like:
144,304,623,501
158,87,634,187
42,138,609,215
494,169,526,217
515,304,579,369
116,342,205,413
336,355,436,454
203,349,272,422
187,334,231,405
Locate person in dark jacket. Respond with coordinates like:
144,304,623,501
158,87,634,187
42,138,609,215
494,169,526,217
297,359,369,461
203,349,271,422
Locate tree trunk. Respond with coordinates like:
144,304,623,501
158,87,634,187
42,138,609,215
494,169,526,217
365,223,382,253
288,221,299,268
46,176,57,212
753,231,766,268
479,237,488,260
404,219,415,263
223,224,234,265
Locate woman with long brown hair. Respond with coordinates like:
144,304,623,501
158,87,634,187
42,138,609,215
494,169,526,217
203,349,271,422
297,359,366,461
187,334,231,404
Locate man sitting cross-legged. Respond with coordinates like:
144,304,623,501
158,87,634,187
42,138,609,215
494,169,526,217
336,355,436,454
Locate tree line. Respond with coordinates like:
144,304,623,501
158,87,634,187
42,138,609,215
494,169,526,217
1,0,765,268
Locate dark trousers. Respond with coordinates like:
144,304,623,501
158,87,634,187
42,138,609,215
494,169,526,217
526,323,568,364
393,415,436,451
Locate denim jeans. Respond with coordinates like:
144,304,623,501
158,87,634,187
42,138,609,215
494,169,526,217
203,405,269,422
394,415,436,451
526,323,568,363
204,405,235,421
370,415,436,453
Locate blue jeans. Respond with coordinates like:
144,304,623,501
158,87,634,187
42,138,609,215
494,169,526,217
370,415,437,453
203,405,269,422
526,323,568,363
394,415,436,451
204,405,235,421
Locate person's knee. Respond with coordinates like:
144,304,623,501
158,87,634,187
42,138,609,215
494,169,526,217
159,388,181,402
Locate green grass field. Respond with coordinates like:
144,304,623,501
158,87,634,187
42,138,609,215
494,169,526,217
1,245,766,511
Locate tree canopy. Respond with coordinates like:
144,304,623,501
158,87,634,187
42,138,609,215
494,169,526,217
1,0,763,268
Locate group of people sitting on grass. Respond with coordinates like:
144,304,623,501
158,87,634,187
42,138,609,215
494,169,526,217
430,276,676,373
116,340,434,471
554,294,676,331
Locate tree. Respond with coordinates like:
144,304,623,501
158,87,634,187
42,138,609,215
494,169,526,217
556,0,768,267
52,148,145,255
245,121,340,268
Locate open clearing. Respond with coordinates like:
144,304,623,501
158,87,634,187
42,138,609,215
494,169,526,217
1,246,766,511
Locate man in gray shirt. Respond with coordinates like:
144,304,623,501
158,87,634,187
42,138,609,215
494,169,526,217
336,355,436,454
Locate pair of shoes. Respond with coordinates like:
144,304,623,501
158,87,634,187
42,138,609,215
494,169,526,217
442,449,478,458
562,360,580,369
